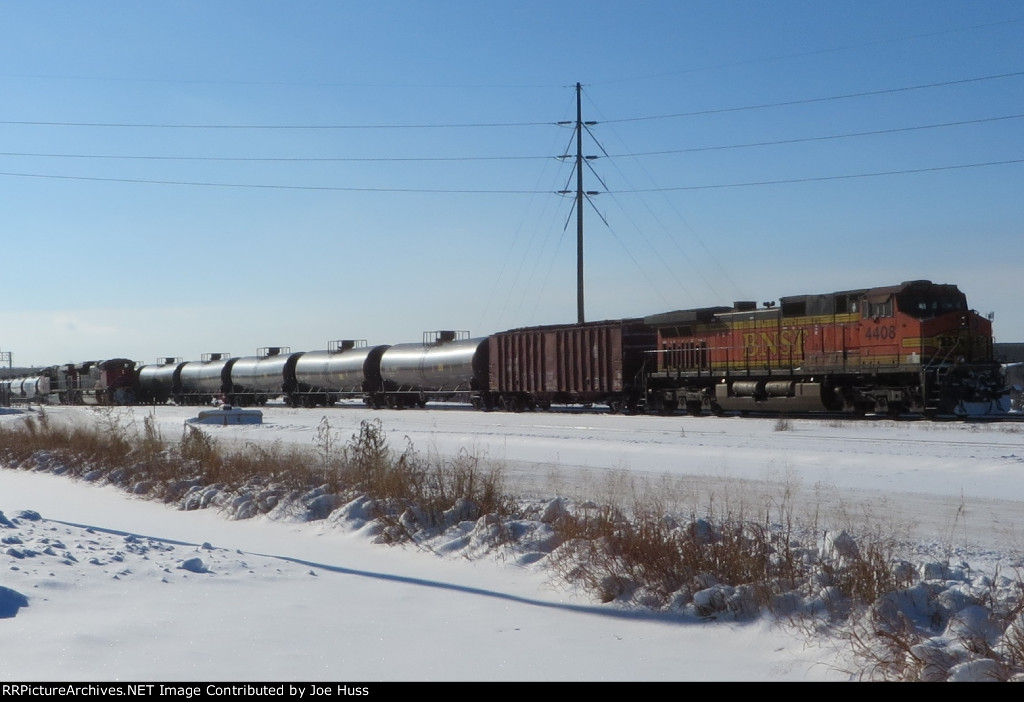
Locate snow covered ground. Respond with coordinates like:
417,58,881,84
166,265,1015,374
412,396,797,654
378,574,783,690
3,404,1023,680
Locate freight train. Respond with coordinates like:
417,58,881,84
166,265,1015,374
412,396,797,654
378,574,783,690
2,280,1009,417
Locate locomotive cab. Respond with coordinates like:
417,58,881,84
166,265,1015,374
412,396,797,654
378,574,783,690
895,282,967,320
854,281,1001,413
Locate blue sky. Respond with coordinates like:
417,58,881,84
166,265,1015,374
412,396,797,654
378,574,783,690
1,1,1021,365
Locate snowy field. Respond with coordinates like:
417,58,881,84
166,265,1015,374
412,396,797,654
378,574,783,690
3,404,1024,681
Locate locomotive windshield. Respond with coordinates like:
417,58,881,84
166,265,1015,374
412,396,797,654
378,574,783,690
896,286,967,319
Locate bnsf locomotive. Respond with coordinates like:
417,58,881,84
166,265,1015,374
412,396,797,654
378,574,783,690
644,280,1002,416
1,280,1007,417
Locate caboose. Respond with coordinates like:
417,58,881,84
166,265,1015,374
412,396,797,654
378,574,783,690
644,280,1003,416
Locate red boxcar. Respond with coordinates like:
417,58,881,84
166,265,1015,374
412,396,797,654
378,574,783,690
488,319,656,412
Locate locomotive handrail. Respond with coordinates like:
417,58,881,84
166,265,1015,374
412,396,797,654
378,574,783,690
925,335,963,370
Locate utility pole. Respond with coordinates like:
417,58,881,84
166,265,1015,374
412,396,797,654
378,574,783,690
559,83,598,325
575,82,585,325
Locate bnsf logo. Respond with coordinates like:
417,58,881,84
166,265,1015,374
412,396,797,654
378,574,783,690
742,330,805,359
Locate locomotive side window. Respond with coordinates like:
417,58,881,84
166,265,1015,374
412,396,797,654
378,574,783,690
831,294,856,315
863,298,893,319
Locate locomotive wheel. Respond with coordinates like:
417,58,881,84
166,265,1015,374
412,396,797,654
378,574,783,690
887,402,908,418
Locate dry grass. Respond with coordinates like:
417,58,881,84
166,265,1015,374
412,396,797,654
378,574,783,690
547,497,805,608
843,569,1024,681
330,418,517,540
0,411,516,535
545,473,917,619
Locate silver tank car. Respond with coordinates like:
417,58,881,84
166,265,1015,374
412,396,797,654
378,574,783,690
377,331,489,407
137,358,184,404
291,340,389,406
177,353,234,404
228,347,301,405
2,376,50,402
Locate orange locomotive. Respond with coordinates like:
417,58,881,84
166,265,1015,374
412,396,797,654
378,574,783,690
644,280,1002,416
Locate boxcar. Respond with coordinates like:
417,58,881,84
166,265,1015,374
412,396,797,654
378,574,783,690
488,318,656,412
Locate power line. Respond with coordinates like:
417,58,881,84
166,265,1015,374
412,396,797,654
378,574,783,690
603,71,1024,124
3,114,1017,164
608,159,1024,193
2,158,1019,193
0,171,544,193
595,17,1024,85
0,151,551,163
0,118,555,130
607,114,1024,157
3,70,1019,132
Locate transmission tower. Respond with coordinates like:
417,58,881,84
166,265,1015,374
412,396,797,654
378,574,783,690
558,83,599,324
